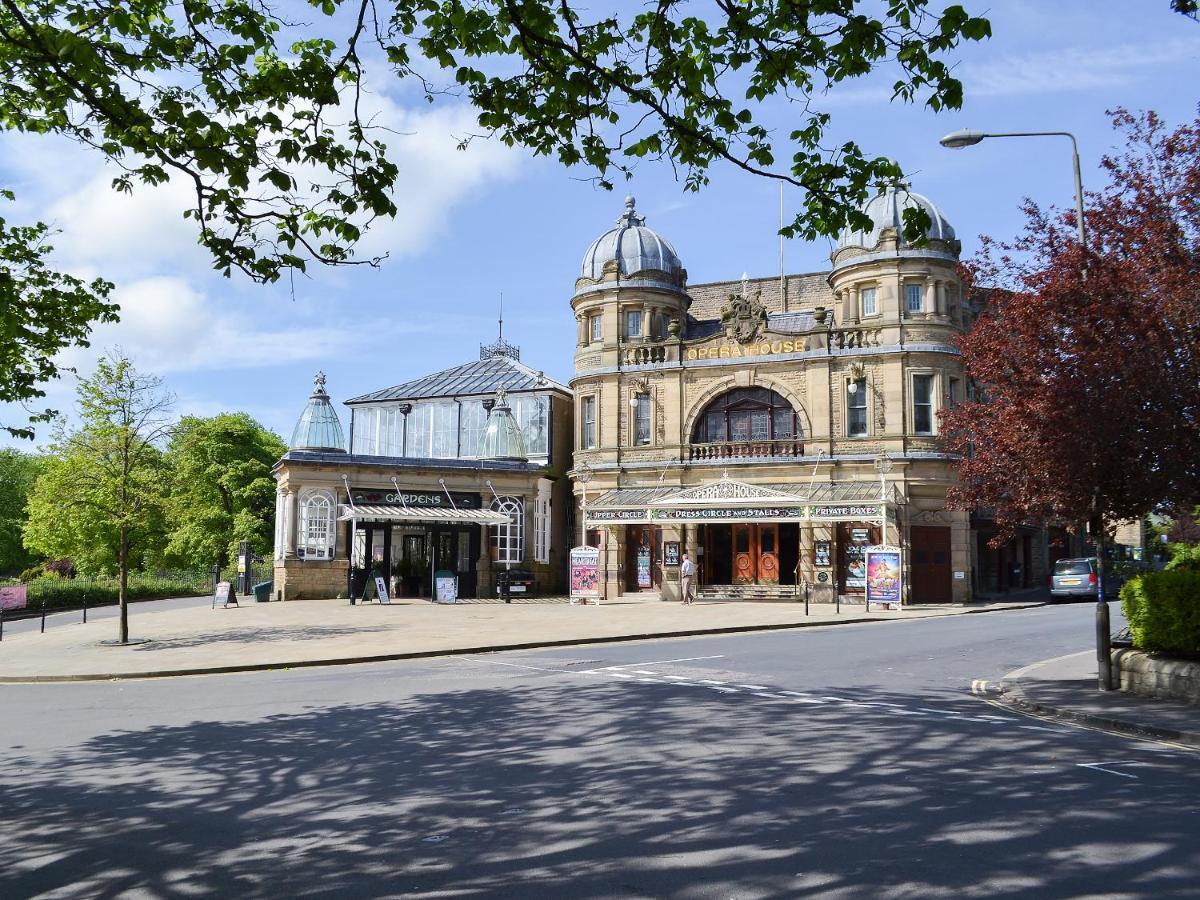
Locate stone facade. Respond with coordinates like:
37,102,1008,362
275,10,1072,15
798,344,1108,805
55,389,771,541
568,191,1056,604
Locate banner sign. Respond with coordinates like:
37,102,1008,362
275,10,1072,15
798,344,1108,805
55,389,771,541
569,546,601,599
0,584,28,611
350,487,480,508
865,546,903,609
435,573,458,604
586,504,885,525
637,547,652,588
213,581,238,609
664,541,680,567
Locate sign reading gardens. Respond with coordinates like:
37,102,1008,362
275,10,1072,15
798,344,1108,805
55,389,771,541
351,487,481,508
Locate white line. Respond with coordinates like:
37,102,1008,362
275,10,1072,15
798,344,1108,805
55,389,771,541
779,691,816,698
738,684,770,691
601,655,726,670
633,670,661,676
699,679,728,685
1078,761,1140,779
789,698,826,704
752,692,779,699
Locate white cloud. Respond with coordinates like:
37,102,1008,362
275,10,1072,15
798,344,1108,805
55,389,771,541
54,276,399,376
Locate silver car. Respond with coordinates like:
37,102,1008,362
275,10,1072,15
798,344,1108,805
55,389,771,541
1050,557,1119,601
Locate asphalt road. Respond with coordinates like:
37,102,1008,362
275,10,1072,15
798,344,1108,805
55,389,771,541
1,602,1195,899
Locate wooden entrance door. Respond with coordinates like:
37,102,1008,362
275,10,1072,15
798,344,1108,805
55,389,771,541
625,526,658,591
910,526,952,603
758,525,780,584
733,525,755,584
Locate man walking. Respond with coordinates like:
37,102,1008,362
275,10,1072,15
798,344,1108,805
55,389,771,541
680,553,696,605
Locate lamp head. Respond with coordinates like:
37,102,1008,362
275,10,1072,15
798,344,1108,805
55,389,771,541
874,453,894,476
939,129,986,149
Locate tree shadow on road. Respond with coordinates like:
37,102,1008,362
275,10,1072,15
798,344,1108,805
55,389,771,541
0,679,1196,898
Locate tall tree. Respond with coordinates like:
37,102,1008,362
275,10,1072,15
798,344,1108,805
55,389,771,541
0,194,117,438
164,413,286,569
0,447,43,574
941,108,1200,681
24,352,173,642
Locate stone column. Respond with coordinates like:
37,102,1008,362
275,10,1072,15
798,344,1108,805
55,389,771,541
283,490,297,558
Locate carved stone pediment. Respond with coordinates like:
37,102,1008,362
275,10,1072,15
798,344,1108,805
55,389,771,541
666,477,802,505
720,290,769,344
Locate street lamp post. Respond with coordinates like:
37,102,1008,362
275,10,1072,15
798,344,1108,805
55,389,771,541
874,453,894,546
575,461,592,546
939,129,1087,248
939,128,1111,691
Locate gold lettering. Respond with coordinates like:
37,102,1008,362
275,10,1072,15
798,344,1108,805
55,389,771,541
719,346,730,358
686,348,696,360
782,340,794,353
771,342,783,354
732,344,743,357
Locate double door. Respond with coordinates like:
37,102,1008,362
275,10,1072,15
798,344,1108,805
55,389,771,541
433,526,479,599
732,524,779,585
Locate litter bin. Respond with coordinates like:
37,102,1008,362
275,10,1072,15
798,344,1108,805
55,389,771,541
252,581,273,603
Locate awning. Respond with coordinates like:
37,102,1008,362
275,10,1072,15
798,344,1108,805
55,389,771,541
583,476,897,526
338,504,510,524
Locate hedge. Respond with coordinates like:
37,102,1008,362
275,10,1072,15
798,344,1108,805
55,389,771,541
2,571,217,612
1120,569,1200,656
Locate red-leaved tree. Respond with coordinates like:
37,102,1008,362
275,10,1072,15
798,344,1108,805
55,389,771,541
942,107,1200,560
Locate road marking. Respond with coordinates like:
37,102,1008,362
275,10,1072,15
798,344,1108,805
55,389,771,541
632,670,661,676
738,684,770,690
699,679,728,685
601,655,725,670
1077,761,1140,779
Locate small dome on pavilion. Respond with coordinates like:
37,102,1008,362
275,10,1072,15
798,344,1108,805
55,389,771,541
477,390,528,462
581,196,684,281
290,371,346,452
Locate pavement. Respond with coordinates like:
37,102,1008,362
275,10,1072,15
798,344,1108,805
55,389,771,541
0,592,1046,682
973,646,1200,748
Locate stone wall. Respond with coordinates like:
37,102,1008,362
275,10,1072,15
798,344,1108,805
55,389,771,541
1113,649,1200,705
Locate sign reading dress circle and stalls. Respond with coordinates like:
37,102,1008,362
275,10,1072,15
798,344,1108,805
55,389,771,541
569,546,601,600
864,546,903,610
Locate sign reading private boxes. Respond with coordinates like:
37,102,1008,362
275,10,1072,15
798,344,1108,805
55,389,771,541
864,546,903,610
569,546,601,600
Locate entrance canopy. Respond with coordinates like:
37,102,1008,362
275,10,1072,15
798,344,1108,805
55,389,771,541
338,504,510,525
583,476,897,526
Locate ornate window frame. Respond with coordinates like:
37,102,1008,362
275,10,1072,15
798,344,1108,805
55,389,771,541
298,490,336,561
490,495,525,565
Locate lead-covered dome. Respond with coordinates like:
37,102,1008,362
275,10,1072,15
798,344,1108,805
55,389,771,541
581,196,683,280
837,183,955,251
290,372,346,453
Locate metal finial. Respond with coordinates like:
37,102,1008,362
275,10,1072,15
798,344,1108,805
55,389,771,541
314,371,326,390
740,272,749,299
625,195,636,211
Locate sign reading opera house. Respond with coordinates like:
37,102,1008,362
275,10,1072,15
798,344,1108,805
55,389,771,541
569,191,1064,603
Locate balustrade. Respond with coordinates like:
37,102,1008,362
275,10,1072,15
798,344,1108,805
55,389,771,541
623,343,669,365
687,439,805,461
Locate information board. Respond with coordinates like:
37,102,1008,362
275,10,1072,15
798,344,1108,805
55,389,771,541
664,541,680,567
865,546,903,609
0,584,28,611
637,547,652,588
212,581,238,609
374,576,391,605
436,573,458,604
569,546,601,600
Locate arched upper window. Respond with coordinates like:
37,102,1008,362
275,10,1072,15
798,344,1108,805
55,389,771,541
299,492,335,560
691,388,800,444
490,495,525,564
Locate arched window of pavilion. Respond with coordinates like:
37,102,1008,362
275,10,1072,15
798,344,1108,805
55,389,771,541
691,387,801,444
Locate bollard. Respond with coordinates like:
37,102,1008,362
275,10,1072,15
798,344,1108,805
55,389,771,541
83,599,88,624
41,603,46,633
0,607,5,642
836,591,841,615
804,581,810,617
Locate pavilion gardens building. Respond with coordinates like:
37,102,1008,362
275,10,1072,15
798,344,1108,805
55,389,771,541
273,187,1075,603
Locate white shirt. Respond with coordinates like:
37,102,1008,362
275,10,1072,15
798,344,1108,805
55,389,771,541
681,558,695,577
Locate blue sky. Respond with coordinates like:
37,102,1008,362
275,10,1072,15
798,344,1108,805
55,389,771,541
2,1,1198,449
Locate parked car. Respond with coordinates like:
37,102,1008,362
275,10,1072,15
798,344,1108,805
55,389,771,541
1049,557,1120,601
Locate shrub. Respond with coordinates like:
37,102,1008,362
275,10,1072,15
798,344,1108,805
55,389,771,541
1165,543,1200,573
18,564,44,582
1120,569,1200,655
44,558,77,579
22,570,215,611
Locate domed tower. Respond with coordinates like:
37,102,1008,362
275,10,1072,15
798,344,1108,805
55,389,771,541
572,196,689,372
829,182,963,328
289,371,346,453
